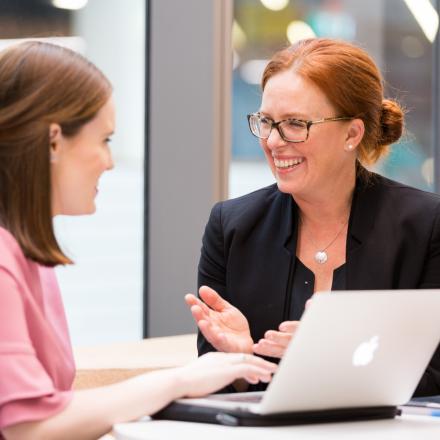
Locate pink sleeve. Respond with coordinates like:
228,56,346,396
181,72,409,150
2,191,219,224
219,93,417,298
0,268,72,429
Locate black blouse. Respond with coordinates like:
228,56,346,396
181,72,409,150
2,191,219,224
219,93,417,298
289,258,346,321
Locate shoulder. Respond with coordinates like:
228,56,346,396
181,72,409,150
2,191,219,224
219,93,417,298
217,183,281,211
362,173,440,213
0,226,32,277
211,184,289,229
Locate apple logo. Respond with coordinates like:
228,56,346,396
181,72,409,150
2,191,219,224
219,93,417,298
352,335,379,367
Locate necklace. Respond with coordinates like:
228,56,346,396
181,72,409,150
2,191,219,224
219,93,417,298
300,216,349,265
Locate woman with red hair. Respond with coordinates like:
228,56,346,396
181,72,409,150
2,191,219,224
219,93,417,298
186,38,440,397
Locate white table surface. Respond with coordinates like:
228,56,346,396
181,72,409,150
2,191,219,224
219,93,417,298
114,414,440,440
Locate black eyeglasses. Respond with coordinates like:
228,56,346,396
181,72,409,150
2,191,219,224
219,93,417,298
247,112,354,143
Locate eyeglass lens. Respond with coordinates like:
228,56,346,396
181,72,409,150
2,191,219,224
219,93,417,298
250,115,307,142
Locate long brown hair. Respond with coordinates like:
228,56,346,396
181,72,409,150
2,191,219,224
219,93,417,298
0,41,112,266
262,38,404,166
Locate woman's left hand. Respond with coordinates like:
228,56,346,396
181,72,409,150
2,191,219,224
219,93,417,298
252,320,300,359
252,297,317,358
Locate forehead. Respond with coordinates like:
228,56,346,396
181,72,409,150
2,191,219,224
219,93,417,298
82,96,115,135
94,97,115,130
260,70,334,118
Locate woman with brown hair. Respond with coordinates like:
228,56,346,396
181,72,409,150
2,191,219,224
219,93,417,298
0,41,277,440
186,38,440,396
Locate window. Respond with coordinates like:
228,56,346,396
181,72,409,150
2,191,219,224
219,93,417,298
0,0,145,345
231,0,437,197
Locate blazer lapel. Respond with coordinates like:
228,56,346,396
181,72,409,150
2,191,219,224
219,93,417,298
346,173,381,289
245,191,298,338
281,194,299,321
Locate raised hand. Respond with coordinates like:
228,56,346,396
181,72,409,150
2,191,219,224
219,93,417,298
178,351,277,398
185,286,254,353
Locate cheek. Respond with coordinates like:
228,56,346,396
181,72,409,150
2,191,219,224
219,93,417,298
55,156,97,195
308,129,343,159
260,141,274,162
80,149,108,177
307,142,347,178
94,148,112,172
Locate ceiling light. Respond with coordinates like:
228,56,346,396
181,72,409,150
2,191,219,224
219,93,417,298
403,0,438,43
260,0,289,12
240,59,268,84
52,0,88,11
287,21,316,44
232,20,247,50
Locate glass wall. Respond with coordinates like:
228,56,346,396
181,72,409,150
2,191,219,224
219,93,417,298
0,0,145,345
230,0,436,197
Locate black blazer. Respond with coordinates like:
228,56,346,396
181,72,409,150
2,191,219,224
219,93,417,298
197,173,440,396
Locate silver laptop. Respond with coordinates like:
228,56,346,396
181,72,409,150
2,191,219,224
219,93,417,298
169,290,440,417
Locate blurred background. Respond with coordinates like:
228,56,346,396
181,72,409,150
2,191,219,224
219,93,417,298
230,0,436,196
0,0,437,345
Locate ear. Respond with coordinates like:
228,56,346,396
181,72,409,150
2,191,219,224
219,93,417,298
49,123,62,163
344,118,364,152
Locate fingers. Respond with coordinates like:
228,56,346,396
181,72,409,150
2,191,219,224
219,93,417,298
278,320,300,333
243,371,270,384
232,352,278,371
189,304,211,325
252,324,299,358
185,294,212,328
253,339,287,358
183,352,277,397
266,329,293,345
230,353,277,384
189,305,204,323
185,294,211,316
184,293,198,307
199,285,229,312
198,352,277,380
234,365,275,384
244,375,260,384
185,287,229,317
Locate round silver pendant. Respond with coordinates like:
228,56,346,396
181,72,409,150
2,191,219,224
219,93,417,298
314,251,328,264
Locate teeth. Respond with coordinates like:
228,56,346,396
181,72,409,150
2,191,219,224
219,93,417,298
274,157,304,168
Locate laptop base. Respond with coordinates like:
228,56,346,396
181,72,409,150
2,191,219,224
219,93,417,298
152,402,398,427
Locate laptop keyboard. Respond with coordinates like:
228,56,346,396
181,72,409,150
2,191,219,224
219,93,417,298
207,393,263,403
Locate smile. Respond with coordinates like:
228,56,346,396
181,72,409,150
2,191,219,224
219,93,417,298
273,157,304,169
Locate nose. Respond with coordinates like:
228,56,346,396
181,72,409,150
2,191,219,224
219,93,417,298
105,149,115,171
265,125,287,151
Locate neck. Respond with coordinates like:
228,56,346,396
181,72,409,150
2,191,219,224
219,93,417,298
294,169,356,227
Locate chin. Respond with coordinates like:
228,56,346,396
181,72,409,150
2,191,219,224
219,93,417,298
65,204,96,216
275,178,301,196
85,204,97,215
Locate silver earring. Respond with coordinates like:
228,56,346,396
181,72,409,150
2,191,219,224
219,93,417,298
50,153,57,163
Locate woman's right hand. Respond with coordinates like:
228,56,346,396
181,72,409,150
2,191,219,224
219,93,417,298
185,286,254,353
177,351,277,398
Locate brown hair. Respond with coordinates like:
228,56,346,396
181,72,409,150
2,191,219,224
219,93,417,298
0,41,112,266
262,38,404,166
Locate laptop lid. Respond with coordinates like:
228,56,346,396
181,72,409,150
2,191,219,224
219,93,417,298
258,289,440,414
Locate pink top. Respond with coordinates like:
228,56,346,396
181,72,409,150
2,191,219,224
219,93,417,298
0,227,75,435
